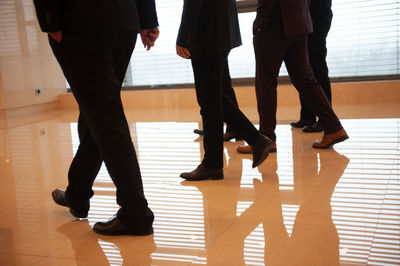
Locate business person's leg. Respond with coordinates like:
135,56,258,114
236,16,287,154
301,35,331,118
180,53,225,180
221,58,274,168
284,37,348,148
66,114,102,215
222,60,239,110
253,25,288,142
193,58,242,141
181,52,272,180
51,113,102,218
50,31,153,235
284,37,339,132
301,15,333,132
192,53,226,169
222,60,243,141
220,61,259,143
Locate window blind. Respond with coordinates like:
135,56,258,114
327,0,399,77
128,0,194,87
124,0,400,88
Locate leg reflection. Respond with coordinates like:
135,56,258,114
257,149,349,265
181,143,245,264
178,134,349,265
290,150,349,265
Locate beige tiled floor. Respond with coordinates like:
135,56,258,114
0,109,399,265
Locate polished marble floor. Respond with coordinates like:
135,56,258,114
0,110,399,265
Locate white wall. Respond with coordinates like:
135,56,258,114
0,0,65,111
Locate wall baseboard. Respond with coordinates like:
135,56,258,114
58,80,400,110
0,102,59,129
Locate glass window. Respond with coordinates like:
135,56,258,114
123,0,400,88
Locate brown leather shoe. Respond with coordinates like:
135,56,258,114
312,129,349,149
237,142,277,154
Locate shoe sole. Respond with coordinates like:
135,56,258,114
313,135,349,149
180,175,224,181
237,147,277,154
70,209,88,219
93,227,154,236
302,128,324,133
237,148,252,154
291,123,314,128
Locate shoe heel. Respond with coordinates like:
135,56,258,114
70,208,88,219
332,135,349,146
131,227,154,236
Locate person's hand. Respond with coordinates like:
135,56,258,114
140,27,160,50
176,45,191,59
49,31,63,42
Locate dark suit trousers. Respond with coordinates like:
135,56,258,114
253,9,342,142
300,13,333,122
222,62,240,133
49,31,153,228
191,51,259,169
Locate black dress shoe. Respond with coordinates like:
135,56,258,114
223,131,243,141
193,129,204,135
93,216,153,236
180,165,223,181
302,122,324,133
252,134,274,168
52,189,88,218
290,119,315,128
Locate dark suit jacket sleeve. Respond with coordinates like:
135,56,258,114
135,0,159,29
253,0,278,33
33,0,62,32
176,0,204,48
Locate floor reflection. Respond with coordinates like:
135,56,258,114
0,118,399,265
56,220,156,265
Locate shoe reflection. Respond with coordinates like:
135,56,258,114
56,220,156,265
181,140,246,264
